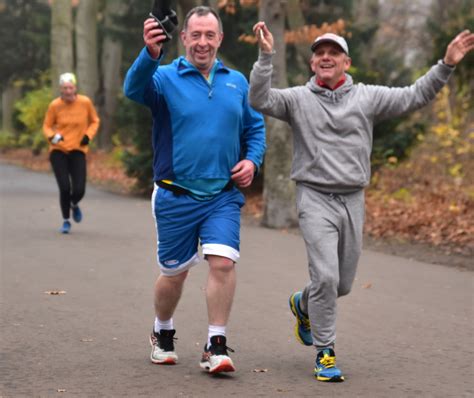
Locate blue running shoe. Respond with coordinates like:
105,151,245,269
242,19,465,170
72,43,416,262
72,205,82,223
314,348,344,382
289,292,312,346
60,220,71,234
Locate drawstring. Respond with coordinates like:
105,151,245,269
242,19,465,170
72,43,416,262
324,90,340,103
328,193,346,204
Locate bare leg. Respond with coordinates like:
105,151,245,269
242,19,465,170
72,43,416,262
206,255,236,326
154,271,188,320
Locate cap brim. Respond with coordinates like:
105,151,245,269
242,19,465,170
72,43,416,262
311,39,347,54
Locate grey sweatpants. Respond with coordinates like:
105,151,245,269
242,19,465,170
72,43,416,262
296,184,365,349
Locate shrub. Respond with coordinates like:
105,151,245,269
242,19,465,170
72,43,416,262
0,130,18,150
15,85,52,154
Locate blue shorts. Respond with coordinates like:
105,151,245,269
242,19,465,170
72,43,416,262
151,184,245,276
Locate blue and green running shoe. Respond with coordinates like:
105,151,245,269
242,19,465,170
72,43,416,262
60,220,71,234
314,348,344,382
72,205,82,223
289,292,312,346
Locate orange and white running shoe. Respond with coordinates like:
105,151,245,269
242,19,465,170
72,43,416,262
199,335,235,374
149,329,178,364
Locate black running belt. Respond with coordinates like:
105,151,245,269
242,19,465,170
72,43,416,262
156,180,235,195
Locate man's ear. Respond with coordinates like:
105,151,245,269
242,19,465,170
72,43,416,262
309,53,317,74
344,56,352,71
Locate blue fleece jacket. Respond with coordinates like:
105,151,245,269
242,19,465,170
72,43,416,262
124,47,266,194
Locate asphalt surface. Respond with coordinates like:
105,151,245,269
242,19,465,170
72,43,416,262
1,163,473,397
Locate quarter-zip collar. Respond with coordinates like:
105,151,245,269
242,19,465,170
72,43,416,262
176,56,230,78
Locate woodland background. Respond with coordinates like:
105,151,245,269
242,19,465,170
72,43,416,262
0,0,472,258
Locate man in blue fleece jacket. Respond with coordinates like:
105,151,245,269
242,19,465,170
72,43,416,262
124,6,265,374
249,23,473,382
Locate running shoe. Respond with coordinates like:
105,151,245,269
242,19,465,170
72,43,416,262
200,335,235,374
314,348,344,382
149,329,178,364
289,292,312,346
72,205,82,223
60,220,71,234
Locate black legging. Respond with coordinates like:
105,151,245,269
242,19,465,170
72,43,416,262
50,150,86,219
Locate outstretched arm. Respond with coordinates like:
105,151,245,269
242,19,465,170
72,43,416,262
443,30,474,66
123,18,168,106
372,30,474,121
249,21,295,122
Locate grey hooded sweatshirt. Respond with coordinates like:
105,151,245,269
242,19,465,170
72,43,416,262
249,52,454,194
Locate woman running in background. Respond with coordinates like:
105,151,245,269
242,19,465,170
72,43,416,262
43,72,100,234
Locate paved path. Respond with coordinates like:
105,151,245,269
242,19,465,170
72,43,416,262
1,164,473,397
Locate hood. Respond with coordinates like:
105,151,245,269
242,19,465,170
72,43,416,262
306,73,353,103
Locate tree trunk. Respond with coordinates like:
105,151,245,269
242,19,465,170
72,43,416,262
75,0,99,102
2,81,21,133
259,0,297,228
50,0,73,96
99,0,127,150
286,0,311,85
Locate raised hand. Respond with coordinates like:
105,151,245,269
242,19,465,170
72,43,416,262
143,18,167,59
253,21,274,54
444,30,474,66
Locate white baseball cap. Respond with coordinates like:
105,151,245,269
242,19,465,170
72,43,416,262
311,33,349,55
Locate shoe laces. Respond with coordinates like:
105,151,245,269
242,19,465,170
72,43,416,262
209,336,235,356
301,315,311,330
318,351,336,369
155,330,177,352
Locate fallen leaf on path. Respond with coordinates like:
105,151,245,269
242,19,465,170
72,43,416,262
253,368,268,372
80,338,93,342
45,290,67,295
57,389,66,392
362,283,372,289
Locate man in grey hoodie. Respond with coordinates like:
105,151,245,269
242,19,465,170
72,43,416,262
249,23,474,382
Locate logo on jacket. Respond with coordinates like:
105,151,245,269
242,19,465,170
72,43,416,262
226,83,237,89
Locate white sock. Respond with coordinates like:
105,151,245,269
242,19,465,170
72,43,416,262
207,325,226,349
154,317,173,333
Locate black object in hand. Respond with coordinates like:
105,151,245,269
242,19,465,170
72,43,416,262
80,135,90,146
150,0,178,43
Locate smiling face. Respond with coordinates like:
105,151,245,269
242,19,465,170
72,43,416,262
59,82,77,103
180,13,223,75
310,42,352,88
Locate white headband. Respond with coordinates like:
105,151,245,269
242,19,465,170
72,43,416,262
59,73,77,85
